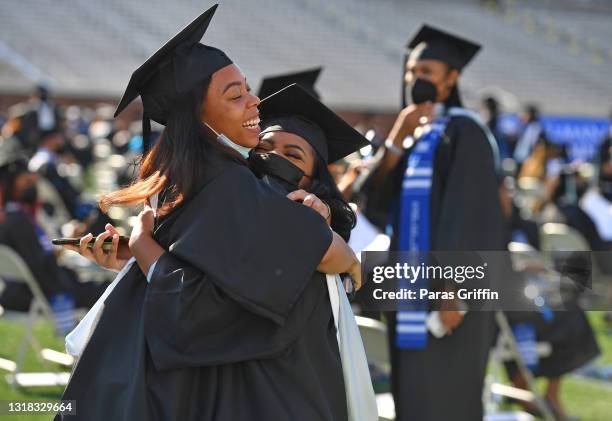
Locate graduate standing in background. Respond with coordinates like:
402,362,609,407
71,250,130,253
56,5,361,420
362,25,505,420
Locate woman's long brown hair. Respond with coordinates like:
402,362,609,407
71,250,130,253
100,78,212,217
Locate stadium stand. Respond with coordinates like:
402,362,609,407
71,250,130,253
0,0,610,115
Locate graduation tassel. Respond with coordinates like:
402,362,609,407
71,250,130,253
142,115,152,155
401,51,409,109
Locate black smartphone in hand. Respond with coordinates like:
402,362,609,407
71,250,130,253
52,236,130,251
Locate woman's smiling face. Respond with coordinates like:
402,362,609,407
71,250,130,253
255,131,317,189
201,64,261,148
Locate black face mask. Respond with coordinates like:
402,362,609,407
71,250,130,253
249,152,305,195
410,78,438,105
20,185,38,206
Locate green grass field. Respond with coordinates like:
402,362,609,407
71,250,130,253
0,318,66,421
0,313,611,420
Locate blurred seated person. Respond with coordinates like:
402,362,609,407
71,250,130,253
0,142,108,312
518,137,565,214
28,128,112,234
514,104,546,167
522,143,612,260
555,167,612,255
3,86,61,154
500,176,600,420
579,187,612,245
481,96,511,160
598,126,612,202
29,85,61,133
504,308,599,420
499,176,540,249
29,128,81,219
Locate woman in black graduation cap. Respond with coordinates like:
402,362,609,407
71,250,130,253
250,84,379,420
251,83,369,243
56,5,361,421
362,25,506,421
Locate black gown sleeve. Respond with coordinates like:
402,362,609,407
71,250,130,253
429,117,506,294
143,251,326,370
433,117,505,251
143,164,333,369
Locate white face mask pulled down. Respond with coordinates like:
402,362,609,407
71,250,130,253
205,123,252,159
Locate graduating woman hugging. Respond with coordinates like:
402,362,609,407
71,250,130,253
57,5,361,421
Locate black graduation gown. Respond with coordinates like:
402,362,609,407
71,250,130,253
503,217,600,381
363,113,505,421
504,307,600,380
55,149,347,421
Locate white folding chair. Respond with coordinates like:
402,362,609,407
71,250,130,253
356,316,390,373
485,311,555,421
516,177,545,216
355,316,394,421
36,177,72,234
0,298,18,373
539,223,590,255
539,222,612,308
0,245,73,388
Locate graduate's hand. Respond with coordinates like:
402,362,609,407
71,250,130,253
344,160,367,183
348,260,362,291
129,205,165,278
287,190,331,225
387,102,435,146
439,298,465,333
440,310,464,333
129,205,155,249
62,224,131,272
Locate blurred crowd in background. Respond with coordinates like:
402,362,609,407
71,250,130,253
1,80,610,349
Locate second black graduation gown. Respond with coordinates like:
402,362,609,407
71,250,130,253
56,148,347,421
363,113,505,421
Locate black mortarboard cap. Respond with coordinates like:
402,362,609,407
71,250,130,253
401,24,481,108
406,24,481,70
114,4,233,152
259,84,369,164
258,67,322,100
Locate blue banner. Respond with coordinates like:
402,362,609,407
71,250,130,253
500,114,611,162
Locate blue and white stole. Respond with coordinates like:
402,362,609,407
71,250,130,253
394,117,448,349
393,107,500,349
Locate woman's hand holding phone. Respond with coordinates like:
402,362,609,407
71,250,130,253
62,223,132,272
